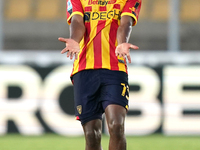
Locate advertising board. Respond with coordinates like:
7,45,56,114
1,64,200,136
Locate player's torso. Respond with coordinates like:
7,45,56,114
72,0,128,76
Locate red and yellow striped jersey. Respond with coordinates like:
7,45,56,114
66,0,141,76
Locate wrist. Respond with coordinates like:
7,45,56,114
117,43,128,47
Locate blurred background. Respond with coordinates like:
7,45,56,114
0,0,200,137
1,0,200,51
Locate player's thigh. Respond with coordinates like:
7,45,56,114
105,104,126,125
83,119,102,133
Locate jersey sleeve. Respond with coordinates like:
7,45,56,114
66,0,84,25
121,0,142,26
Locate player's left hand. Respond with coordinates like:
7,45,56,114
115,43,139,63
58,37,80,60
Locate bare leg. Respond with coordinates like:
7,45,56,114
105,104,127,150
82,119,103,150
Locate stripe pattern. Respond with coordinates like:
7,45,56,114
66,0,142,76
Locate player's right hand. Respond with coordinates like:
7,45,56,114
58,37,80,60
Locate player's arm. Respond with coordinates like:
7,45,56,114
117,15,133,44
115,15,139,63
58,14,85,60
69,14,85,43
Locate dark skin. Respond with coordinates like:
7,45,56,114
59,14,138,150
82,105,126,150
58,15,85,60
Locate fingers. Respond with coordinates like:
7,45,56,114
59,38,80,60
116,53,131,63
60,46,75,59
62,50,79,60
126,54,131,63
115,51,122,57
61,47,68,54
61,43,69,54
69,52,76,60
75,53,79,60
129,44,139,50
58,37,68,43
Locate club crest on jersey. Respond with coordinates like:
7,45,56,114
77,105,82,114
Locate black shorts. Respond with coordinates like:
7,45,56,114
72,69,129,125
